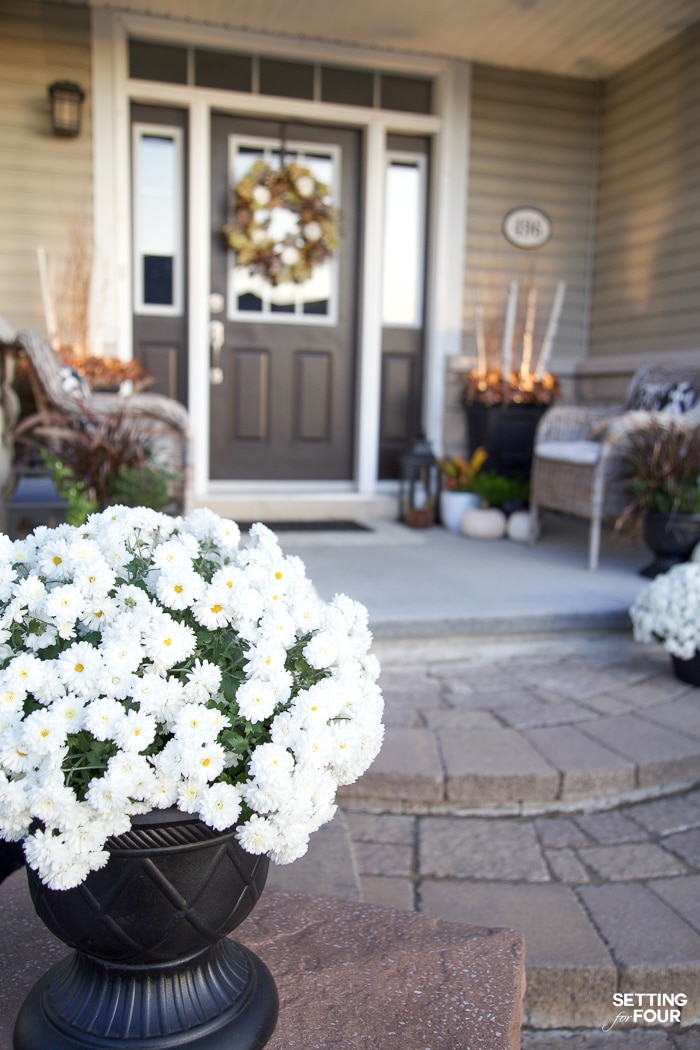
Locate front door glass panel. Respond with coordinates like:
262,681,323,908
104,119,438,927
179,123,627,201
227,138,339,323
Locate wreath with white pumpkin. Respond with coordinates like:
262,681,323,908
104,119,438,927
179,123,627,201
223,160,341,286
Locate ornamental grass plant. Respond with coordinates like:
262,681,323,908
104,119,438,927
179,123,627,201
618,420,700,528
0,507,384,889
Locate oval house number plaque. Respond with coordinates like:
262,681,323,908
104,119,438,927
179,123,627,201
503,207,552,250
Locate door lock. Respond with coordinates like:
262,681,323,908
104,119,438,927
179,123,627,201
209,320,224,385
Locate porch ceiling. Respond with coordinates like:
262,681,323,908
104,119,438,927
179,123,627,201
87,0,700,78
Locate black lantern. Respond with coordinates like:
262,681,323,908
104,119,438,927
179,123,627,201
48,80,85,137
399,435,439,528
5,468,68,539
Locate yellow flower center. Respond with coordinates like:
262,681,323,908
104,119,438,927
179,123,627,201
164,638,172,647
202,757,211,767
53,556,62,566
210,604,223,614
174,585,183,594
74,663,84,673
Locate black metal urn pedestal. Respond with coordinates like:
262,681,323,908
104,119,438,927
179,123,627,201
13,809,278,1050
640,511,700,578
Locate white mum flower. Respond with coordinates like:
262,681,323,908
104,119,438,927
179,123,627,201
86,773,131,815
177,776,207,813
156,569,206,611
144,615,197,670
191,584,233,630
236,678,278,723
236,814,279,855
84,697,126,741
182,741,226,783
197,781,242,831
9,574,46,615
57,642,104,697
303,630,341,669
22,708,68,756
248,741,294,783
113,709,158,753
2,652,44,696
184,659,222,703
173,703,224,746
36,538,72,581
45,584,85,633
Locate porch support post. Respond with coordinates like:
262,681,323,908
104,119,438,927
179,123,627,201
188,97,211,500
355,119,386,495
424,60,471,456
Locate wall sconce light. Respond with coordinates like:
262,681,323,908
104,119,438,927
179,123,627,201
48,80,85,137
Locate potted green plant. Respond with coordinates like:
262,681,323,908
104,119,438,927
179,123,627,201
617,420,700,577
435,447,487,532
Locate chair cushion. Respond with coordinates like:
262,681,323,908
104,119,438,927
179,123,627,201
535,440,601,466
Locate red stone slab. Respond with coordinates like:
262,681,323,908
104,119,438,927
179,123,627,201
0,871,524,1050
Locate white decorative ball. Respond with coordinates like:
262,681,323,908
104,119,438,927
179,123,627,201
253,185,271,206
507,510,535,543
460,508,507,539
303,220,322,242
295,175,315,198
281,245,300,266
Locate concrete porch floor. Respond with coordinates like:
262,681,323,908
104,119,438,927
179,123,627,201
264,512,700,1046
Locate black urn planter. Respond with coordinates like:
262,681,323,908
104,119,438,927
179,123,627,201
14,808,278,1050
465,400,547,480
671,651,700,687
640,511,700,578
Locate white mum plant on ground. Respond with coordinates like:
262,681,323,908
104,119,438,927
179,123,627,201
0,507,384,889
629,561,700,661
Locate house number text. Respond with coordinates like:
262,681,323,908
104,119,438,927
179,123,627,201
502,207,552,250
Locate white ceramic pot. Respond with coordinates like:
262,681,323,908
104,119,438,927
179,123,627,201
439,490,481,533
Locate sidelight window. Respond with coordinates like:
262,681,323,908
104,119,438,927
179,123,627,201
132,124,184,316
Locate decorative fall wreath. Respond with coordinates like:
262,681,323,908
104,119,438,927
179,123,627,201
223,159,341,286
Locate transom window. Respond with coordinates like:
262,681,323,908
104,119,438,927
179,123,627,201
128,40,433,115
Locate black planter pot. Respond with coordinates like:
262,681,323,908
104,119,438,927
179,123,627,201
14,808,278,1050
671,651,700,687
640,511,700,578
465,401,547,480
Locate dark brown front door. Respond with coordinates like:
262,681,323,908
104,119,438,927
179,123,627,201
209,115,360,481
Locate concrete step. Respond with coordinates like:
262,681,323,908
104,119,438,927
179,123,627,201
192,490,398,525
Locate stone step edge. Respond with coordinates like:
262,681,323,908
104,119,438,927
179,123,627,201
340,751,700,815
339,775,700,819
523,960,700,1030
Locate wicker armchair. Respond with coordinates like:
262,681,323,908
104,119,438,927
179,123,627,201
5,330,192,515
529,362,700,570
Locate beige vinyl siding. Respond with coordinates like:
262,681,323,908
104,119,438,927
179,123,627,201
589,24,700,360
463,66,601,378
0,0,92,337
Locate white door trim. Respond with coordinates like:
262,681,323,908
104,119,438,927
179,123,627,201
91,10,469,498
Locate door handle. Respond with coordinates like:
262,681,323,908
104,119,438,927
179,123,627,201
209,320,224,385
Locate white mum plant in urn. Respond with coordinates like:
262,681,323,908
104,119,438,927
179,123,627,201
0,507,384,889
629,559,700,660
